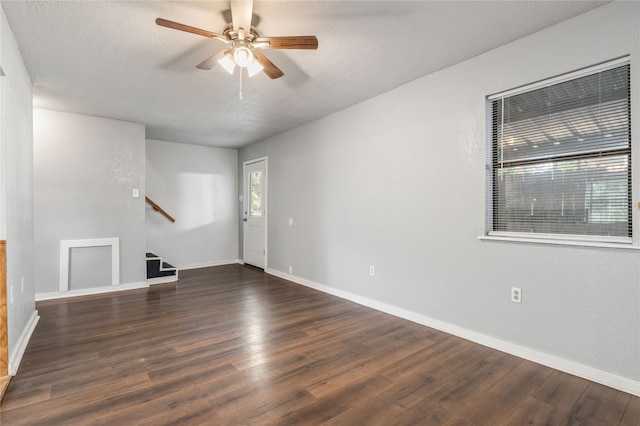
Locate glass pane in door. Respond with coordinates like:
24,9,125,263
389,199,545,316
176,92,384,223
249,170,262,217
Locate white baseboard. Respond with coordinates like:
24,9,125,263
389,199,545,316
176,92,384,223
266,268,640,397
9,310,39,375
36,281,149,301
179,259,242,271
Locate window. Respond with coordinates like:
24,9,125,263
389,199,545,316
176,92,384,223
487,58,631,242
249,170,263,217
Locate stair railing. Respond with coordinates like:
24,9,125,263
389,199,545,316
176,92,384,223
145,196,176,223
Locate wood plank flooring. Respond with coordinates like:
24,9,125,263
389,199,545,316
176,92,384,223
0,264,637,425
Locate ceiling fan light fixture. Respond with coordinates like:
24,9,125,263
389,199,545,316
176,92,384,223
233,46,253,68
247,59,264,77
156,0,318,83
218,51,236,75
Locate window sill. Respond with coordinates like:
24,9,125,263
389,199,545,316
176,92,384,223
477,235,640,250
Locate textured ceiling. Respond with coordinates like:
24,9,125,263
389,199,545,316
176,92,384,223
2,1,608,149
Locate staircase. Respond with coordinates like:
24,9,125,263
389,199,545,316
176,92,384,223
146,252,178,284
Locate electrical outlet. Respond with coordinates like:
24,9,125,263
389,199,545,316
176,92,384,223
511,287,522,304
369,266,375,277
289,266,293,274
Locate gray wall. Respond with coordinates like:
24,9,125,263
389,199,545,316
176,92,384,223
239,1,640,386
146,139,238,269
33,109,146,295
0,7,36,373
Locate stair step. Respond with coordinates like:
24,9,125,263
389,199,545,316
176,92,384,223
146,253,178,281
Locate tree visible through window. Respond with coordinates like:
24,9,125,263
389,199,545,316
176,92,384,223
487,59,631,241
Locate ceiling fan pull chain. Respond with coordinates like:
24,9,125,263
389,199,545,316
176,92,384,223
239,68,244,101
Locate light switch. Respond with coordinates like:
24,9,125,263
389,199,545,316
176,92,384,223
132,188,140,198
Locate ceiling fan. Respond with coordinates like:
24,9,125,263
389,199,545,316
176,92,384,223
156,0,318,80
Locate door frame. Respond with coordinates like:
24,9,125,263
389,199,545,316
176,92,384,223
242,157,268,270
1,240,9,399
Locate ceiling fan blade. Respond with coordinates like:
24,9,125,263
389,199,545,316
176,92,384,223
254,36,318,50
253,50,284,79
156,18,228,42
230,0,253,35
196,49,228,70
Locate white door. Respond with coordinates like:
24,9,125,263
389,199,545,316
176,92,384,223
243,159,266,269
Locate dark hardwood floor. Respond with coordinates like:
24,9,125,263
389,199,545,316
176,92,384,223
1,264,638,425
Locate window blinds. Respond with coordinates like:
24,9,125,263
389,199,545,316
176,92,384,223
489,60,631,240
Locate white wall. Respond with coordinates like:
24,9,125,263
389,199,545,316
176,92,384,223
146,139,238,269
239,1,640,393
33,109,146,295
0,6,37,374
